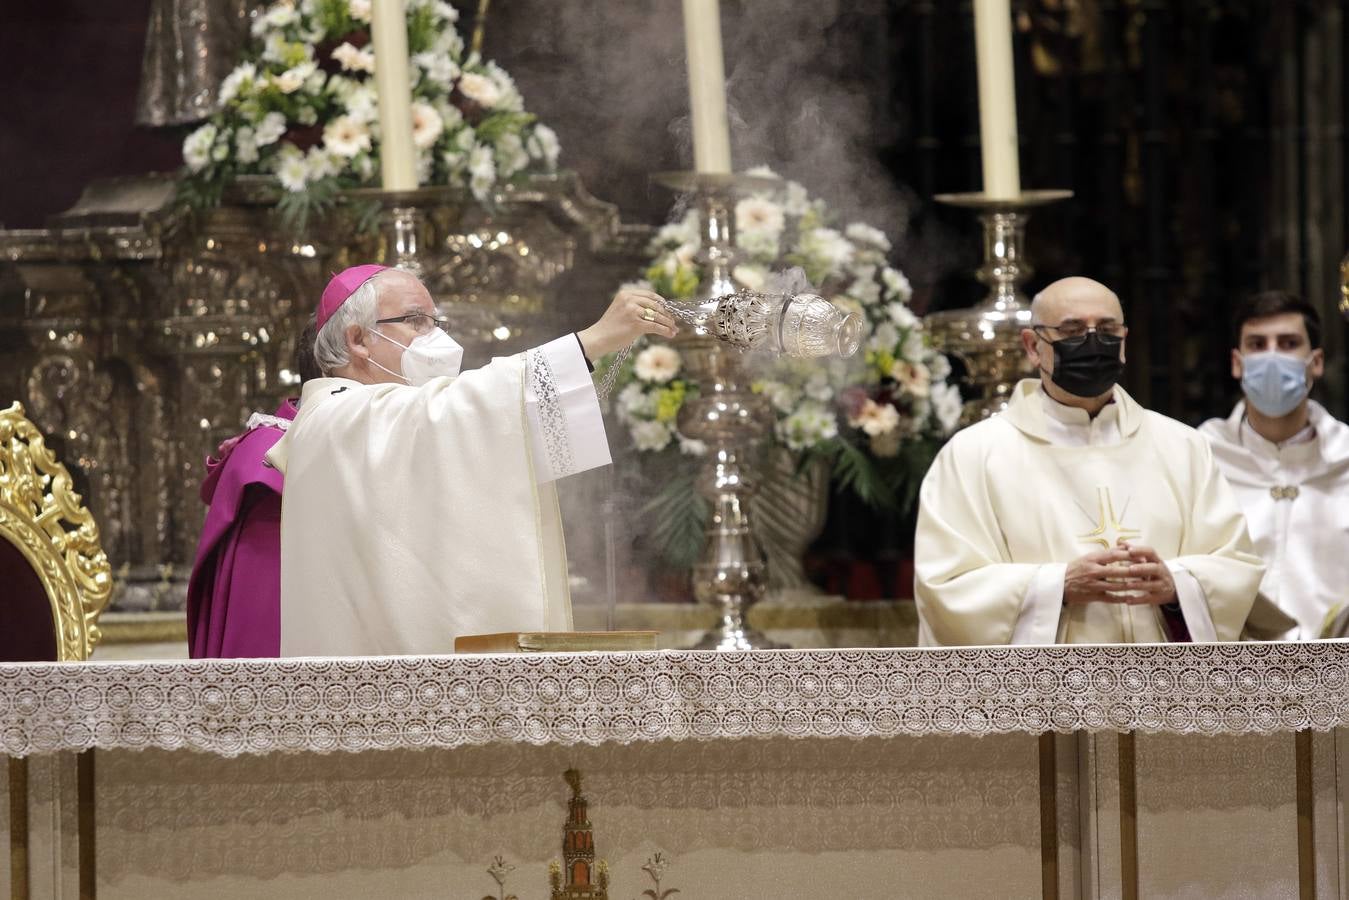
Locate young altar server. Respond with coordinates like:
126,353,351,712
266,265,676,656
187,323,320,658
915,276,1265,646
1199,291,1349,640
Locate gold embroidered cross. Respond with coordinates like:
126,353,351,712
1078,485,1141,550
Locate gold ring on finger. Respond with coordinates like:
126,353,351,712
641,308,656,322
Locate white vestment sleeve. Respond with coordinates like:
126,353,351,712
1012,563,1066,644
1169,562,1217,643
524,335,612,484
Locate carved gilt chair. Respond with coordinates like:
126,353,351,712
0,402,112,661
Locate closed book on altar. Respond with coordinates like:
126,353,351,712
453,631,659,653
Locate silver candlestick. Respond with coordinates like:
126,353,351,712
653,171,782,651
924,190,1072,425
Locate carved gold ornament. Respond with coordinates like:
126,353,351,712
0,402,112,660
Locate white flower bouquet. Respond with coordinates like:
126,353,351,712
177,0,561,229
601,167,962,528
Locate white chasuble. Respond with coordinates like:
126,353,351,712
1199,401,1349,639
267,336,610,656
915,379,1264,646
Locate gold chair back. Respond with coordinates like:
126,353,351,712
0,402,112,661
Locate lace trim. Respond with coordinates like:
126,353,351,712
245,412,291,432
527,348,574,479
2,644,1347,758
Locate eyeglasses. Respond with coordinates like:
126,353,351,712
374,312,451,336
1032,322,1126,347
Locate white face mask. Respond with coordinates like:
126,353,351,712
369,328,464,385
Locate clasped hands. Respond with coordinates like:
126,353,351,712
1063,541,1178,606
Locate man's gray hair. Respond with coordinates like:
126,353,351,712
313,274,382,375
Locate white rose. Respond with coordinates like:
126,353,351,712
331,42,375,74
348,0,372,22
927,351,952,381
631,420,673,452
410,101,444,149
431,1,459,22
651,211,699,251
849,398,900,437
235,127,259,164
775,401,839,451
263,4,298,28
413,51,459,89
890,360,931,398
783,180,810,215
900,329,925,362
468,144,497,201
805,371,834,402
931,381,963,433
274,148,308,191
762,380,802,414
218,63,256,104
616,383,653,421
304,147,341,180
484,62,523,111
881,266,913,302
732,264,768,290
735,196,786,238
273,62,315,94
494,132,529,177
182,123,217,172
848,276,881,305
886,301,918,329
798,227,855,275
633,345,681,384
867,322,899,353
344,83,378,122
845,222,892,253
457,72,502,108
322,115,371,158
525,124,560,168
254,112,287,146
678,435,708,456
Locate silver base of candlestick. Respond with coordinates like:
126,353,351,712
924,190,1073,426
654,171,784,651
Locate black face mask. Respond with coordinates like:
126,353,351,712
1042,331,1124,398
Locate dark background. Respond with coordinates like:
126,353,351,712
4,0,1344,423
3,0,1346,600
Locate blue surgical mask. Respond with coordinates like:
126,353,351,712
1241,352,1310,417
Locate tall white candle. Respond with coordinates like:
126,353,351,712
370,0,417,191
972,0,1021,199
681,0,733,174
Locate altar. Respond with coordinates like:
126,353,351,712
4,642,1346,899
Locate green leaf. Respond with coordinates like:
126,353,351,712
273,175,344,236
474,111,537,144
639,466,709,570
828,438,895,511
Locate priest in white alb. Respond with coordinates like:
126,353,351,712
267,265,678,656
915,276,1265,646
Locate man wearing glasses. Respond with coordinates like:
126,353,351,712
914,276,1264,645
266,264,677,656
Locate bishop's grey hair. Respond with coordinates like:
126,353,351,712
312,274,383,375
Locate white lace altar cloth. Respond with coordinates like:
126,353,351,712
3,643,1348,758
